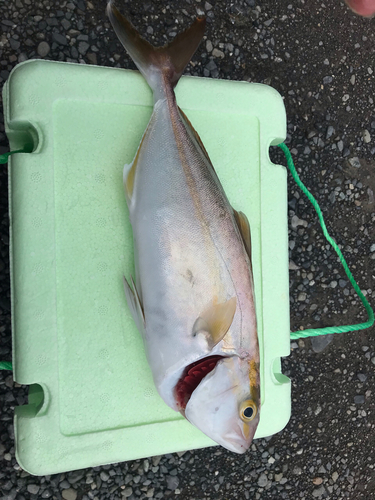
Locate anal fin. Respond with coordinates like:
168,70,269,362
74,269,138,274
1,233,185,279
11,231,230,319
123,275,145,333
233,209,252,261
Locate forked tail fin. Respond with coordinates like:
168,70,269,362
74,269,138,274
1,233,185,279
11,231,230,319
107,1,206,97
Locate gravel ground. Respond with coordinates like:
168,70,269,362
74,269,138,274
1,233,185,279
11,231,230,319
1,0,375,499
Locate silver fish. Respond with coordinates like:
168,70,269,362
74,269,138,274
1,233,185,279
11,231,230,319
107,1,260,453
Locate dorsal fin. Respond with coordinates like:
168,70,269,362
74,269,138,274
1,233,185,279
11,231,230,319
178,107,215,169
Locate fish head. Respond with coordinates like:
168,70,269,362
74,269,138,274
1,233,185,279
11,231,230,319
183,356,260,453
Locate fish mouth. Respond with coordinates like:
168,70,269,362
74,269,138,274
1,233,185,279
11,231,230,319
175,355,224,410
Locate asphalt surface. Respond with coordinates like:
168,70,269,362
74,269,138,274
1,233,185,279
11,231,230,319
1,0,375,499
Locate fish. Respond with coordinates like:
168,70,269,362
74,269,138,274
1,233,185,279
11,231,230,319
107,1,260,454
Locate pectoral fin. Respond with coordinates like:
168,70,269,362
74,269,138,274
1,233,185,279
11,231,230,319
233,209,252,261
193,296,237,349
123,275,145,333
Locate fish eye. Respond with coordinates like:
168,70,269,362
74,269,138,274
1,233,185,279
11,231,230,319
240,400,257,422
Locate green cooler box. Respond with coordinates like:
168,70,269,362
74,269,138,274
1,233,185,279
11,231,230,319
3,60,291,475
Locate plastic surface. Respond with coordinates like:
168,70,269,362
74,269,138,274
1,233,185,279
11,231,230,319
3,60,290,475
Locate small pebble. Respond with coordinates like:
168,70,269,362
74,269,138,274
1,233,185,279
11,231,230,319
52,32,68,45
166,476,179,491
100,471,109,482
363,129,371,143
212,48,224,58
257,473,268,487
27,484,40,495
37,41,50,57
313,477,323,485
62,489,77,500
123,487,133,498
354,395,365,404
349,157,361,168
312,485,326,497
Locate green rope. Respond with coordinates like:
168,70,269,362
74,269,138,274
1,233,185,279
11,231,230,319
0,146,33,164
0,361,12,371
278,142,374,340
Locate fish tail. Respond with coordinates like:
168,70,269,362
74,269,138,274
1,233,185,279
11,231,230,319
107,1,206,96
